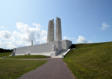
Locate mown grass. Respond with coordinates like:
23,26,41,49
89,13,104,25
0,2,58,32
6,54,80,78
64,42,112,79
0,52,11,57
7,55,49,59
0,59,46,79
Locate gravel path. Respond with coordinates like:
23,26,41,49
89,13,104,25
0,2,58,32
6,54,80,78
19,58,75,79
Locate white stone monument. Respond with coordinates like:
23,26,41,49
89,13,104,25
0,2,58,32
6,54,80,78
13,17,72,58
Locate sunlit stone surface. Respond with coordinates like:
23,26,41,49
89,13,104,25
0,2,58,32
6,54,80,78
13,17,72,58
47,19,54,43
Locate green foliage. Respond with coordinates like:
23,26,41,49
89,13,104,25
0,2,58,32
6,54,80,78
0,52,11,57
64,42,112,79
0,48,12,57
0,48,12,53
0,59,46,79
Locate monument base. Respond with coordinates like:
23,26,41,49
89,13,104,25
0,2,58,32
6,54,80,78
13,40,72,57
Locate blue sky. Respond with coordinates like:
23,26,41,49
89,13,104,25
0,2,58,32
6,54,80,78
0,0,112,49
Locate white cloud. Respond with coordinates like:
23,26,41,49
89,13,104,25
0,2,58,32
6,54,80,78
32,23,41,28
0,22,47,49
101,22,110,30
76,35,87,43
63,36,75,42
0,31,11,39
76,35,92,43
63,36,70,40
63,36,92,44
0,25,7,28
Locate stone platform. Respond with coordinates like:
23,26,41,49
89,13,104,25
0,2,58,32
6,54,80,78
14,40,72,57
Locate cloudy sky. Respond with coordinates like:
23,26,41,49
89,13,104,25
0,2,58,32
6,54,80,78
0,0,112,49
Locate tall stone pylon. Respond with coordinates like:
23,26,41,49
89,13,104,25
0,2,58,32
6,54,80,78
47,19,54,42
56,17,62,41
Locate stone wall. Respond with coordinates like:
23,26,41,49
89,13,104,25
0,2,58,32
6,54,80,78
14,40,72,56
15,43,53,56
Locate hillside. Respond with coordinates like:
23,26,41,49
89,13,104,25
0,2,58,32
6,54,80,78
64,42,112,79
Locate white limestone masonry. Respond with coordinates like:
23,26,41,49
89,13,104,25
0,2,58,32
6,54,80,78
47,19,54,42
56,17,62,41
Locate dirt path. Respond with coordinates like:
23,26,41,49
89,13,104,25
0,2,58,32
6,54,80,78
19,58,75,79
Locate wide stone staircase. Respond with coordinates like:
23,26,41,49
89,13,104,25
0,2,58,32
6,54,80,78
51,49,71,58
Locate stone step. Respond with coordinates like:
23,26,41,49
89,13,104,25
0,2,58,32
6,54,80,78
51,55,63,58
51,49,72,58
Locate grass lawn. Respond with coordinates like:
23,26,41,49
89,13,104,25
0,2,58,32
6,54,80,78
0,59,46,79
64,42,112,79
7,55,49,59
0,52,11,57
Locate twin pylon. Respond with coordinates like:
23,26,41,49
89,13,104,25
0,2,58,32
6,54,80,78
47,17,62,43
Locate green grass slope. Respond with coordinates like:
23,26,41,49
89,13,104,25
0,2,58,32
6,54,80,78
0,59,46,79
0,52,11,57
64,42,112,79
